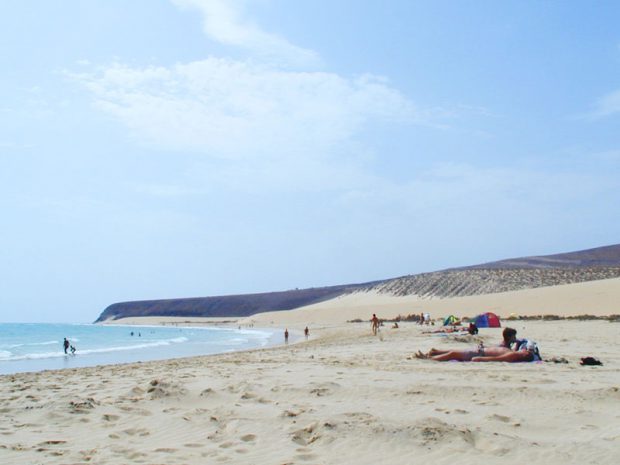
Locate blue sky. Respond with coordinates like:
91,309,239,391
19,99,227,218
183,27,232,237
1,0,619,323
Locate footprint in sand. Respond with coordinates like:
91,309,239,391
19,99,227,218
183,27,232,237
154,447,178,453
581,424,599,430
122,428,150,437
488,414,512,423
240,434,256,442
291,423,321,446
38,440,67,446
282,408,306,418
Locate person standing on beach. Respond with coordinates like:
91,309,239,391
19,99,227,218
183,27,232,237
63,338,70,354
304,326,309,339
371,314,380,335
284,329,289,343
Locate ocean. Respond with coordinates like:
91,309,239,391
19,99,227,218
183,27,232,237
0,323,278,375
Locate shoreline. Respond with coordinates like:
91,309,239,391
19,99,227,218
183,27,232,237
1,319,618,464
0,323,291,377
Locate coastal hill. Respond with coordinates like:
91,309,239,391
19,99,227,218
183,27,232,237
460,243,620,269
94,243,620,322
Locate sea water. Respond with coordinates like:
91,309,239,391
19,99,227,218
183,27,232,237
0,323,277,375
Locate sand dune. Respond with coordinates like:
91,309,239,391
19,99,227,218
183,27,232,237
241,277,620,327
107,278,620,329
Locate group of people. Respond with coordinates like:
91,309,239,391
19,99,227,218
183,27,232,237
63,337,76,355
415,327,541,363
368,313,540,363
284,326,310,343
418,313,431,325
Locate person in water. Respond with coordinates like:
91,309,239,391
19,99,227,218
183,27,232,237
416,328,540,362
63,338,70,354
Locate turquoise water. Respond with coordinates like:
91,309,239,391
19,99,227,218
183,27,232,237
0,323,277,375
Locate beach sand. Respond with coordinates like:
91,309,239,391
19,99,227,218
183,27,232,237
1,281,619,464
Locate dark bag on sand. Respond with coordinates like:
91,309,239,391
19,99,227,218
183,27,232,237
580,357,603,366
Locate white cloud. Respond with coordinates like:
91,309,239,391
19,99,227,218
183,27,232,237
68,0,463,197
171,0,321,68
587,89,620,119
72,59,418,165
0,141,36,150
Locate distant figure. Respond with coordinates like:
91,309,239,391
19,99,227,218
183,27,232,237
63,338,70,354
70,345,76,355
284,329,289,343
468,322,479,335
419,313,424,325
424,313,431,325
371,314,380,335
138,332,141,337
130,331,134,336
304,326,309,339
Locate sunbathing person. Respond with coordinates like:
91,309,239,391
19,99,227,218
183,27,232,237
416,327,534,362
473,340,541,362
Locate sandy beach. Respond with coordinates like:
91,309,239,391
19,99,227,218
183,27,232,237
1,280,619,464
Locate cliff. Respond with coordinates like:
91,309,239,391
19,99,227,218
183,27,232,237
94,282,382,323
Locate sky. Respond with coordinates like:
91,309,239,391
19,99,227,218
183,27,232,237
1,0,619,323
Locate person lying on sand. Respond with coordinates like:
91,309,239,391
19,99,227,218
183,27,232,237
415,328,541,362
470,339,541,362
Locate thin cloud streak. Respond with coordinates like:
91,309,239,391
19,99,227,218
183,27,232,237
171,0,321,68
581,89,620,120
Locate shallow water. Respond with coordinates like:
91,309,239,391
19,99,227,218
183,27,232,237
0,323,278,375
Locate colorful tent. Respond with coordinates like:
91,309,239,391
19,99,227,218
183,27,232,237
443,315,460,326
473,312,501,328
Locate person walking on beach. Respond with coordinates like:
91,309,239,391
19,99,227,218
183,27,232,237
63,337,70,354
371,314,380,336
304,327,309,339
284,329,289,343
